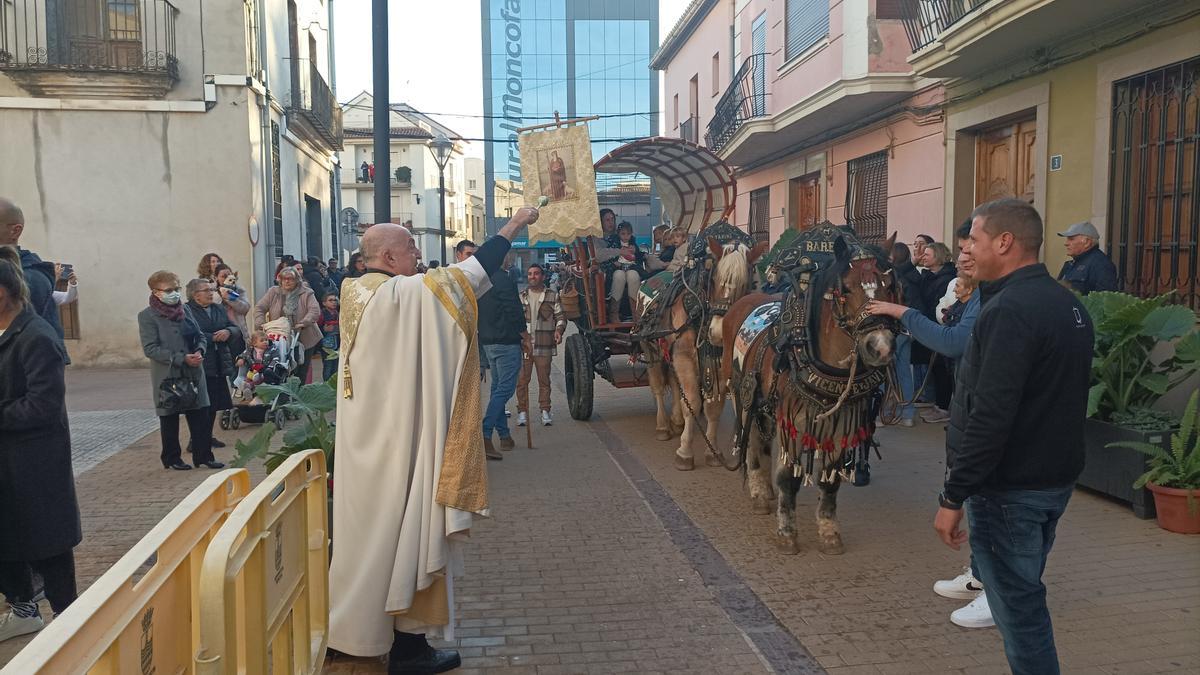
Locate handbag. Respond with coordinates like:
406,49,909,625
158,366,201,414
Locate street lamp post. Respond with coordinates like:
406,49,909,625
427,133,454,265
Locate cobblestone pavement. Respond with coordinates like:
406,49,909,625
4,365,1198,674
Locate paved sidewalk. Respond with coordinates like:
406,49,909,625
595,369,1200,674
5,364,1198,674
326,366,772,674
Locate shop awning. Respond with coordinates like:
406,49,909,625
593,137,736,234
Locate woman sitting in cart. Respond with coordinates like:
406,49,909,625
607,221,646,321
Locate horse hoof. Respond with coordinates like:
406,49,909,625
673,454,694,471
655,430,672,441
750,497,771,515
775,534,800,555
818,537,845,556
705,452,724,468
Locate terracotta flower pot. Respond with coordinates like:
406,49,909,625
1148,483,1200,534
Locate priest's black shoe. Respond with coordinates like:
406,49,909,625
388,632,460,674
387,646,460,674
164,461,192,471
211,438,227,448
196,461,226,469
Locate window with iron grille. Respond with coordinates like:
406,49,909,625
271,121,284,260
785,0,830,62
749,187,771,243
1107,57,1199,311
845,151,888,245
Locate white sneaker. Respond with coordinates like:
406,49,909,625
950,594,995,628
541,410,552,426
0,611,44,643
934,568,984,599
922,407,951,423
516,412,527,427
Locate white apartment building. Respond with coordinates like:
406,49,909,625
338,92,483,265
0,0,342,366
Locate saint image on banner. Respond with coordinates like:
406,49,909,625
538,147,577,202
518,124,600,244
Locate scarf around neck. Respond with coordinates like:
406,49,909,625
282,285,303,319
149,293,183,321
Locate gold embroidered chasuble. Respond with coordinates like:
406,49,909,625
328,262,491,657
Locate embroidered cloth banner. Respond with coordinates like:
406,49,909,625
518,124,601,243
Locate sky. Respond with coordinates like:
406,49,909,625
332,0,691,156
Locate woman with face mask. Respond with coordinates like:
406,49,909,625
137,270,222,471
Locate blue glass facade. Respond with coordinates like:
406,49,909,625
481,0,660,245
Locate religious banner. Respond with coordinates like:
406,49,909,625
518,124,601,243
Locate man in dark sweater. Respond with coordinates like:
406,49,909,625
936,198,1093,675
1056,221,1118,295
478,253,529,460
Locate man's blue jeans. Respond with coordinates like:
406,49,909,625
894,334,915,421
967,485,1074,675
482,344,522,440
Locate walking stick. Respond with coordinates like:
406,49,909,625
524,350,534,449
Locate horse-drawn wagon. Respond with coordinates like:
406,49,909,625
557,136,740,422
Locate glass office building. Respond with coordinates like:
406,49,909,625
481,0,660,250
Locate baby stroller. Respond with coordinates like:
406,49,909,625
220,317,304,431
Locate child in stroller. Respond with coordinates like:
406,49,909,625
222,319,301,430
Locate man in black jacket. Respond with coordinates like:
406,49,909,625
478,253,530,460
1056,221,1118,295
0,198,67,362
935,198,1093,675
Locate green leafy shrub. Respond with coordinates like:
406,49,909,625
1078,291,1200,421
231,376,335,473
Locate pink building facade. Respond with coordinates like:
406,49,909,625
653,0,946,248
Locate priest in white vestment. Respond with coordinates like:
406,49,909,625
328,208,539,672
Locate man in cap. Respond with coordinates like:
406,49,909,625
1056,221,1117,295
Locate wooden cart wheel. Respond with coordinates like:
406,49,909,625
273,409,286,430
564,334,594,420
231,408,241,430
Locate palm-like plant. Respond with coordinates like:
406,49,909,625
1110,390,1200,513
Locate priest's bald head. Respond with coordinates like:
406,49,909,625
361,223,421,276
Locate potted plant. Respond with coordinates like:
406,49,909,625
232,375,336,534
1109,390,1200,533
1076,292,1200,517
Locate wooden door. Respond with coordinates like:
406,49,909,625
789,172,820,231
975,119,1036,206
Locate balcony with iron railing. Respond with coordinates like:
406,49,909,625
705,53,768,154
679,115,699,144
0,0,179,97
898,0,989,53
898,0,1157,78
287,58,343,152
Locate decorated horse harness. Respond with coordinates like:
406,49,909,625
633,221,757,402
732,223,897,485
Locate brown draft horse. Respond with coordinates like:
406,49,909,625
643,238,767,470
721,233,898,554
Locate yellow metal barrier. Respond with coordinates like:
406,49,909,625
195,450,329,675
1,470,251,675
